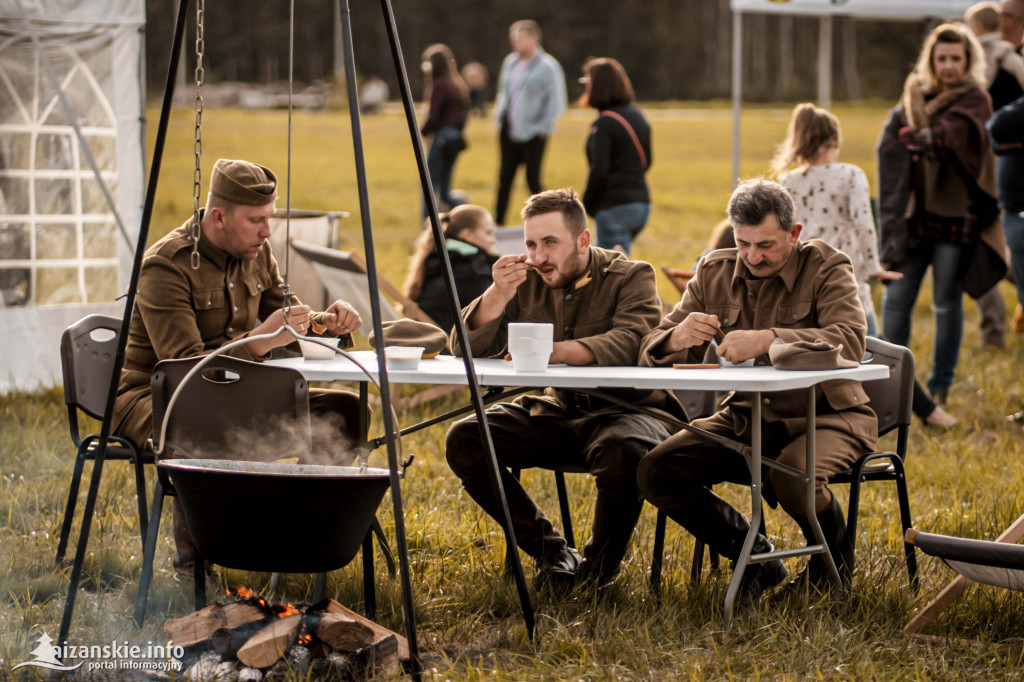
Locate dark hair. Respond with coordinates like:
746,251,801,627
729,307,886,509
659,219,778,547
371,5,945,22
521,188,588,236
579,57,635,109
422,43,468,101
404,205,492,302
727,178,795,232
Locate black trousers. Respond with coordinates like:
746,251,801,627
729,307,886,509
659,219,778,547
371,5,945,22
494,121,548,225
445,401,669,577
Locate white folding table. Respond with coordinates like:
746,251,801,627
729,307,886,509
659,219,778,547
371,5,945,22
271,351,888,625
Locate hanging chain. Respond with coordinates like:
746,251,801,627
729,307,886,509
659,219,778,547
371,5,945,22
280,0,296,318
190,0,206,270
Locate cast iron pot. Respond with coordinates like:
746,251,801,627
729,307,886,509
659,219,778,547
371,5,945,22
159,459,391,573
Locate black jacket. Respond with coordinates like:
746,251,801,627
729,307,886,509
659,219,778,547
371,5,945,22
988,94,1024,213
582,104,651,216
417,240,498,333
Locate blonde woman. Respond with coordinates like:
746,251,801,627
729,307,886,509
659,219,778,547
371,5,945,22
403,205,498,332
877,23,999,407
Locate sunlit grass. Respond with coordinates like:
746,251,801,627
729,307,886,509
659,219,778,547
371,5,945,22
1,103,1022,679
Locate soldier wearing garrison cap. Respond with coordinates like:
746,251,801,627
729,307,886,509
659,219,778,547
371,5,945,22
112,158,364,578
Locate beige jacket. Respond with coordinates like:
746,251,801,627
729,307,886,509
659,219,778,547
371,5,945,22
639,239,877,448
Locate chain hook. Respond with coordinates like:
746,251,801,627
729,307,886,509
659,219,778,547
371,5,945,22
190,0,205,270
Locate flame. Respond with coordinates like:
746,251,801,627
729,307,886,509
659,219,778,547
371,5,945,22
275,602,300,618
297,633,313,646
231,585,269,609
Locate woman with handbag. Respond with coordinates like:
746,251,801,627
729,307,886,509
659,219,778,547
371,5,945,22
421,44,469,216
877,23,1000,407
579,57,651,255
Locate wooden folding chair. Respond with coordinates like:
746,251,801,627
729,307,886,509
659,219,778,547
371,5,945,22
660,265,695,296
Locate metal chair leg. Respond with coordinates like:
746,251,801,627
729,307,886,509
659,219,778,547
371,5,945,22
650,509,667,595
690,539,705,586
892,458,918,590
362,531,376,620
132,454,149,544
55,451,87,564
133,480,166,627
554,471,575,548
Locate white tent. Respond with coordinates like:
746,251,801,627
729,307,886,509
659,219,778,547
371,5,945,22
730,0,977,183
0,0,145,392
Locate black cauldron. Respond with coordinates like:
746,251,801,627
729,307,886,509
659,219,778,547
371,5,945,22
159,459,391,573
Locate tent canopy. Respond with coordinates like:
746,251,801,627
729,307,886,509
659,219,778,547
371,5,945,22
0,0,145,392
729,0,976,184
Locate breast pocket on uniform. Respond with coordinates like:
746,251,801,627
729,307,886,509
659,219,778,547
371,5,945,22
192,287,225,312
705,305,741,330
776,300,814,327
244,271,274,298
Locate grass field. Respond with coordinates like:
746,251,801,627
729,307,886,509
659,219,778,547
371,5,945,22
2,102,1024,680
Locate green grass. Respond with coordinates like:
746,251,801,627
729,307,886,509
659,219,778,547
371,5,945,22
2,103,1024,680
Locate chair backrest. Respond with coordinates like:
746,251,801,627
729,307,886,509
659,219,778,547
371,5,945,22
151,355,311,462
60,314,124,421
289,238,436,336
268,210,346,311
862,336,915,438
494,226,525,255
660,265,695,296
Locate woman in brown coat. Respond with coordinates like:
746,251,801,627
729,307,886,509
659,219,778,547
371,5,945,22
878,23,999,406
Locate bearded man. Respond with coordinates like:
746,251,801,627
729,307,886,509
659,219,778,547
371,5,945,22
444,188,682,589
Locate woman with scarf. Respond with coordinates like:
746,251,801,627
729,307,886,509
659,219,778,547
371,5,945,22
878,23,1003,407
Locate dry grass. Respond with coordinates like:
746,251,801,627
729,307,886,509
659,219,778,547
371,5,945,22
1,103,1023,680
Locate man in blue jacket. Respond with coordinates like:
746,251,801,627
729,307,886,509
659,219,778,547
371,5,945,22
493,20,567,226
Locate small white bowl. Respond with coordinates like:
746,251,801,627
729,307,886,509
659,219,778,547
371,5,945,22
384,346,424,370
298,336,340,360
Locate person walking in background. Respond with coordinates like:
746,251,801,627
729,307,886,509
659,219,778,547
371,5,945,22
403,204,499,333
988,94,1024,422
580,57,652,255
1000,0,1024,50
775,103,957,428
461,61,489,118
877,23,1003,407
493,20,567,226
421,44,469,217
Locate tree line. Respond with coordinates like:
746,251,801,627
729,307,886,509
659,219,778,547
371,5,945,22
145,0,938,103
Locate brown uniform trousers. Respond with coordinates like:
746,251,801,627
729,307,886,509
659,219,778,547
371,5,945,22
112,217,360,570
636,239,877,563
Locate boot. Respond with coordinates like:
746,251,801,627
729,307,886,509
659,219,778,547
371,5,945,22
783,495,854,595
735,535,789,602
578,491,644,587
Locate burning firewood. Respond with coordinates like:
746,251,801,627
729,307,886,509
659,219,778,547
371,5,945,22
236,614,302,669
165,602,268,648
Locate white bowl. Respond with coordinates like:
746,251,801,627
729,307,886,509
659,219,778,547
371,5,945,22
298,336,340,360
384,346,424,370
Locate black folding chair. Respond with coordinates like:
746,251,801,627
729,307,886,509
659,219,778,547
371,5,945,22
55,314,151,565
676,336,918,592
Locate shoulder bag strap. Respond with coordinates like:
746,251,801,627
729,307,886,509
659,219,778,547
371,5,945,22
601,110,648,169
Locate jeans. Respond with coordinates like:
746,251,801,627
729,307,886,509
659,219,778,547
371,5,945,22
1004,210,1024,309
881,239,969,395
495,120,547,225
424,126,464,217
594,202,650,255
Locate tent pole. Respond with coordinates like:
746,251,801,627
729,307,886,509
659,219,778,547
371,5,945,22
818,15,833,109
731,10,742,187
57,0,190,645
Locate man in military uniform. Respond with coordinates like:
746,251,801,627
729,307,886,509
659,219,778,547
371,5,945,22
637,178,877,600
113,158,363,575
445,188,681,588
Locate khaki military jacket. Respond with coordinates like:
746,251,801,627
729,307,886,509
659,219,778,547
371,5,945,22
639,239,877,448
451,246,684,419
112,214,349,443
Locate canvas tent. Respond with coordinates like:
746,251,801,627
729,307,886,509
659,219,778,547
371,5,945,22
729,0,976,183
0,0,145,392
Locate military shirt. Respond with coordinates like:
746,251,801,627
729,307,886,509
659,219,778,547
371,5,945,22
451,246,683,419
639,239,877,447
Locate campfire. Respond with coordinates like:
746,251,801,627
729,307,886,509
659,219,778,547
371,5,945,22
164,587,407,681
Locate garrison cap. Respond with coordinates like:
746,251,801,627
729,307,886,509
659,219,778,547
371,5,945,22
209,159,278,206
768,338,859,370
367,319,448,358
